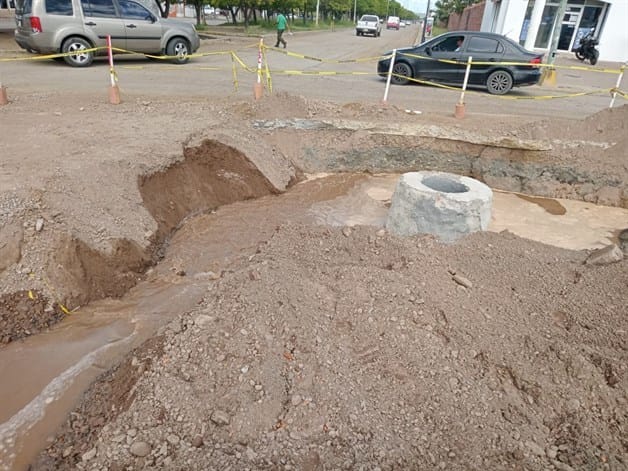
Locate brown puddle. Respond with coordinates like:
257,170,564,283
515,193,567,215
1,173,628,470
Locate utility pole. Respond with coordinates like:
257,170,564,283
547,0,568,65
353,0,357,23
420,0,430,44
315,0,320,26
542,0,567,85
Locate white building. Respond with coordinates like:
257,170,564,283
481,0,628,62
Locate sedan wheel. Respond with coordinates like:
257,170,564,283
167,38,190,64
391,62,412,85
62,37,93,67
486,70,513,95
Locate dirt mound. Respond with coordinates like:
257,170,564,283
34,224,627,471
228,91,410,121
504,103,627,143
581,103,627,139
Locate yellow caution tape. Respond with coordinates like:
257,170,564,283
386,72,618,100
0,47,101,62
0,43,622,78
395,51,621,74
109,67,118,83
230,51,238,91
274,70,372,76
262,47,272,93
610,87,627,98
1,43,622,102
264,46,381,64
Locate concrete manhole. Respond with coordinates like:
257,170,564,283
386,171,493,242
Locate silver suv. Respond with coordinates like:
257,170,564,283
14,0,200,67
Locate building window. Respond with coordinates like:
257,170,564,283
535,4,558,49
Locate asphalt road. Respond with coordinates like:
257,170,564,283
0,25,625,119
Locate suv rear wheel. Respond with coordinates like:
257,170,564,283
167,37,191,64
62,37,94,67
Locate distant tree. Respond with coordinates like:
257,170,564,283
186,0,206,24
153,0,169,18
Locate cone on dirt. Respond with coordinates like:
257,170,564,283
0,83,8,106
454,102,465,119
253,82,263,100
109,84,121,105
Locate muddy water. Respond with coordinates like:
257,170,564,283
1,173,627,470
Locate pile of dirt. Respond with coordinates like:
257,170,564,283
1,90,627,470
34,224,627,471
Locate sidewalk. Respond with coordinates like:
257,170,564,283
0,17,14,33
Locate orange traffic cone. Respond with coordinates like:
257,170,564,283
0,85,8,105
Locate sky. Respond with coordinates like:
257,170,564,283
404,0,430,16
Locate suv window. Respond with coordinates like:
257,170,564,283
467,37,504,53
81,0,117,18
118,0,152,20
46,0,73,15
15,0,32,15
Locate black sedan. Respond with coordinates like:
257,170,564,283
377,31,544,95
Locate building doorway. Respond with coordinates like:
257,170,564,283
557,5,582,50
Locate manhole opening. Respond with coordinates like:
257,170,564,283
422,175,469,194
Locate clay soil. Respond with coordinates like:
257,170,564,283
0,31,627,470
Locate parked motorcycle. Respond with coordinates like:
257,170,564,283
574,30,599,65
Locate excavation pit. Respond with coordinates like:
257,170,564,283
1,99,627,471
386,171,493,242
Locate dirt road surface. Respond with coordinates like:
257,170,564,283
0,26,627,471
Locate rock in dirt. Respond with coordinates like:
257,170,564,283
452,274,472,289
191,435,204,448
210,409,230,426
618,228,628,254
81,448,96,461
129,441,151,457
585,244,623,265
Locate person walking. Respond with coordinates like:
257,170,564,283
275,12,288,49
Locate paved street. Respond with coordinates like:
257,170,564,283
0,23,625,120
